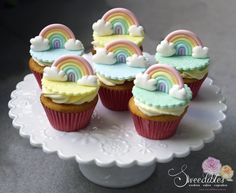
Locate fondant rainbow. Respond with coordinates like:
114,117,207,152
102,8,139,35
53,56,93,82
39,24,75,49
106,40,142,63
146,64,183,93
165,30,202,56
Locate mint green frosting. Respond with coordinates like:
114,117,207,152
155,53,210,71
132,85,192,109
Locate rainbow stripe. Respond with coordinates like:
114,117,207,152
165,30,202,56
53,55,93,82
106,40,142,63
102,8,139,35
146,64,183,93
39,24,75,49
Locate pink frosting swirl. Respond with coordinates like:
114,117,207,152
202,157,222,175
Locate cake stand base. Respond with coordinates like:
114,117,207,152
79,163,156,188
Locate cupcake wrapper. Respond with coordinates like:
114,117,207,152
130,113,182,139
185,76,207,99
31,70,43,89
99,87,132,111
42,105,95,132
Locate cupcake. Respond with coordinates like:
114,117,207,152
129,64,192,139
155,30,209,98
91,8,144,53
29,24,84,88
92,40,154,111
40,55,99,132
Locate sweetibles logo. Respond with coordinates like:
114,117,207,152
168,157,234,191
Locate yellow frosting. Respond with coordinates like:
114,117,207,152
96,73,134,86
180,66,208,80
42,78,99,104
134,98,186,116
96,73,127,86
92,34,144,48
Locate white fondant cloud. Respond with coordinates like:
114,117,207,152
92,48,116,64
127,54,148,68
92,19,113,36
77,75,98,87
142,52,157,66
156,40,176,57
192,46,209,58
64,39,84,51
134,73,157,91
43,66,67,81
128,25,144,37
91,40,99,47
30,36,50,51
169,85,187,99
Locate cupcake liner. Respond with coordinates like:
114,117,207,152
42,104,96,132
130,113,182,139
31,69,43,89
140,45,143,52
99,86,132,111
184,75,207,99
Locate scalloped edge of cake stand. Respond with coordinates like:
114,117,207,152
8,75,227,188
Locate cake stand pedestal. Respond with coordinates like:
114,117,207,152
79,163,156,187
8,74,226,188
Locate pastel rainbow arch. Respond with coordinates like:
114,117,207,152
146,64,183,93
53,55,94,82
165,30,203,56
39,24,75,49
106,40,142,63
102,8,139,35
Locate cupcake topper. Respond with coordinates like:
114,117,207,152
93,8,144,37
30,24,84,51
156,30,208,58
44,55,97,86
134,64,189,99
92,40,148,68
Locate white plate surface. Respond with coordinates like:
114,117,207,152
8,74,226,167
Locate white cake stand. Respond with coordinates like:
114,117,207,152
8,74,226,188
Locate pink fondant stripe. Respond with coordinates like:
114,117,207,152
145,64,184,88
102,8,139,25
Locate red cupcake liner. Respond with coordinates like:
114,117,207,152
31,70,43,89
99,87,132,111
42,105,96,132
185,76,207,99
130,113,182,139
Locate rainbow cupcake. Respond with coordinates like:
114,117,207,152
129,64,192,139
92,8,144,52
92,40,154,111
29,24,84,88
155,30,209,98
41,55,99,132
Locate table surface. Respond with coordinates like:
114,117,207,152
0,0,235,193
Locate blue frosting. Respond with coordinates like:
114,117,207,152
155,53,209,71
93,63,146,80
30,49,84,63
132,85,192,108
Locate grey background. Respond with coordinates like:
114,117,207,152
0,0,235,192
